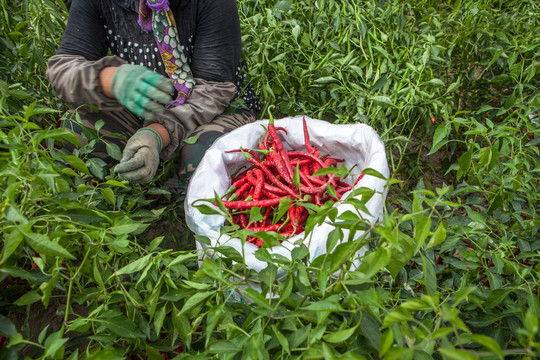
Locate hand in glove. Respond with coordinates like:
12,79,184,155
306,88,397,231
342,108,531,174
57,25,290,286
114,128,163,184
112,64,174,120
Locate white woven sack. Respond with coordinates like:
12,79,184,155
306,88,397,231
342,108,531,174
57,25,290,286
185,116,389,272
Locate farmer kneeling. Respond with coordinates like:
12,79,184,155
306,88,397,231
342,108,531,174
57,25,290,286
46,0,260,186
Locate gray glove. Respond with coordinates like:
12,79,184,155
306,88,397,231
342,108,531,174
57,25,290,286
114,128,162,184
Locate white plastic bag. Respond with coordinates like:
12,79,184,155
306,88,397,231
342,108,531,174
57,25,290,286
185,116,389,272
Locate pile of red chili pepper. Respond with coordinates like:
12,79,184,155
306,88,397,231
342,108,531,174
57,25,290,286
216,117,361,248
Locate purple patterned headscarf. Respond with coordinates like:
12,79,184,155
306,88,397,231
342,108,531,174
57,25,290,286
138,0,195,106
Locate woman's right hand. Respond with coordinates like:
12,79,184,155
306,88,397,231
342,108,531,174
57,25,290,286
100,64,174,120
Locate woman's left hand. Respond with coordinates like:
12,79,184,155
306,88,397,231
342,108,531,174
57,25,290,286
114,127,163,184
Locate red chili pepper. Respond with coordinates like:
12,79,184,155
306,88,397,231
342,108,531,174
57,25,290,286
289,205,297,227
302,116,315,154
269,150,292,184
337,186,352,194
298,181,329,195
262,182,288,195
219,197,287,209
247,156,299,198
298,167,315,187
247,224,282,232
232,176,248,189
234,181,252,199
263,206,272,226
291,159,311,167
268,121,295,181
287,151,327,168
354,174,365,186
253,169,265,201
295,206,304,222
263,190,281,199
239,214,248,229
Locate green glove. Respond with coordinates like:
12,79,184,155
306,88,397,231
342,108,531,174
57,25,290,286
114,128,163,184
112,64,174,120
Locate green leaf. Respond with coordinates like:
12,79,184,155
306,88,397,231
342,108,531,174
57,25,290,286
86,157,107,179
207,340,241,354
428,123,451,155
372,75,388,91
110,216,147,235
105,180,128,188
43,129,82,148
105,142,122,161
314,76,339,84
357,244,391,278
438,348,478,360
426,222,447,250
60,154,91,175
361,168,387,180
379,329,394,357
14,290,41,306
205,304,224,348
360,311,381,350
87,348,125,360
371,96,393,106
421,253,437,296
183,135,198,145
272,325,290,354
387,234,414,278
179,291,216,315
428,78,445,87
0,315,17,337
469,334,502,358
101,187,115,206
326,240,359,273
167,252,198,268
115,254,152,276
457,149,473,180
43,330,68,359
301,295,344,312
0,230,24,264
289,323,312,349
94,310,145,338
244,287,273,311
259,264,277,288
524,309,539,337
414,216,431,253
323,324,358,343
18,226,75,260
200,258,224,281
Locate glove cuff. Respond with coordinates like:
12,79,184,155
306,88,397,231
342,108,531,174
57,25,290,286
135,127,163,153
110,64,128,99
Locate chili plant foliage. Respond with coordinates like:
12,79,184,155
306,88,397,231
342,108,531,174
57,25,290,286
1,0,539,359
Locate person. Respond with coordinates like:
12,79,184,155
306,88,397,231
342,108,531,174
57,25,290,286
46,0,261,186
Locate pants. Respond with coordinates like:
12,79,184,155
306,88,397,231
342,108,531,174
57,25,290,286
62,108,257,184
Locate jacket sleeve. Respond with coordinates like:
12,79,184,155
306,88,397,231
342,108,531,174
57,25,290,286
46,54,126,111
148,78,237,160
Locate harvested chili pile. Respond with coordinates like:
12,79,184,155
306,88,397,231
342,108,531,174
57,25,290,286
218,117,357,247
